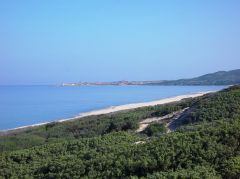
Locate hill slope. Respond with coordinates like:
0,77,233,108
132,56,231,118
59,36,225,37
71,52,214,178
152,69,240,85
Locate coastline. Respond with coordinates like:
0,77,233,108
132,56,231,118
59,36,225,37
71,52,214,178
75,91,213,118
0,91,214,133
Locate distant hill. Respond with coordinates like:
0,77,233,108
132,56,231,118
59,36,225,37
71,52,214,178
62,69,240,86
152,69,240,85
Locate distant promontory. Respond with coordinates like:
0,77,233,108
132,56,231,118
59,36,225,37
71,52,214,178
62,69,240,86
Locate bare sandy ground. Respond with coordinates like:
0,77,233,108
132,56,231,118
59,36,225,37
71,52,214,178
136,107,189,133
1,91,213,132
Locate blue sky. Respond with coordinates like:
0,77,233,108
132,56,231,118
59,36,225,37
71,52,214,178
1,0,240,85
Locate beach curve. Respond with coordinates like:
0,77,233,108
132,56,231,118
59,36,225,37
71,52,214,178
1,91,214,132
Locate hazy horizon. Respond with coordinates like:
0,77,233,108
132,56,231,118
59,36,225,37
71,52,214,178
1,1,240,85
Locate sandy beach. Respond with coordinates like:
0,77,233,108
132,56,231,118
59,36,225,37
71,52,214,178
1,91,213,132
76,91,212,118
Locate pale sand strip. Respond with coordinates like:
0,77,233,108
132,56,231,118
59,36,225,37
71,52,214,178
1,91,213,132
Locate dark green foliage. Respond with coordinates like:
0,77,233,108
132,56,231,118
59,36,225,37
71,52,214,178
0,119,239,178
221,156,240,179
182,85,240,124
142,123,167,136
146,166,220,179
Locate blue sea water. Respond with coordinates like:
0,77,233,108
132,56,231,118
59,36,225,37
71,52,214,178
0,85,226,130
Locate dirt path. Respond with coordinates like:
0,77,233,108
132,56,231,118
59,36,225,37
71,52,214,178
136,108,189,133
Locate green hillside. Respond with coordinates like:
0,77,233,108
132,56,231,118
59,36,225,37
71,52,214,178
153,69,240,85
1,86,240,178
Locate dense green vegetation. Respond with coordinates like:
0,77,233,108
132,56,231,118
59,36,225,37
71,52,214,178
182,85,240,124
149,69,240,85
1,118,239,178
142,123,167,136
0,85,240,178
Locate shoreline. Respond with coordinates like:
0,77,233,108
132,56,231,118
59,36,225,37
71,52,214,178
0,91,214,133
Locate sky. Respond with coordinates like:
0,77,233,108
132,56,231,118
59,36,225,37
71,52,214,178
0,0,240,85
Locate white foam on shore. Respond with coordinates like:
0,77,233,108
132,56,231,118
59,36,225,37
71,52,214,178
0,91,214,132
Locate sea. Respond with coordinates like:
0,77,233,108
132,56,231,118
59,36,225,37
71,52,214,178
0,85,226,130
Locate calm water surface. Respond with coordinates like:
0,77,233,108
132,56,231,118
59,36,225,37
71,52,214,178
0,85,226,130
